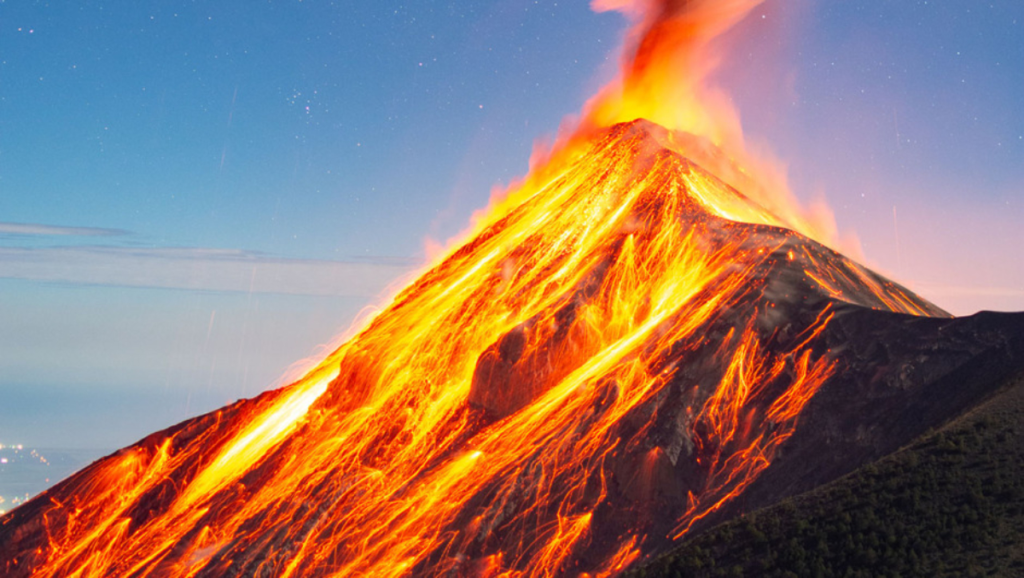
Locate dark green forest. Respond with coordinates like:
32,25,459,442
629,374,1024,578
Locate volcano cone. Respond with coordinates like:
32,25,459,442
4,120,1022,578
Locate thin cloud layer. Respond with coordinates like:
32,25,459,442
0,222,129,237
0,245,416,297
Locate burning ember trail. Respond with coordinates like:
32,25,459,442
1,2,948,577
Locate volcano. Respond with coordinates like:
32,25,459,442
3,120,1023,577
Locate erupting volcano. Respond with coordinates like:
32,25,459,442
4,2,1024,577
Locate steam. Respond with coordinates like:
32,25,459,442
587,0,761,142
437,0,849,277
583,0,843,250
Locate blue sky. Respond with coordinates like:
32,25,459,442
1,0,1021,450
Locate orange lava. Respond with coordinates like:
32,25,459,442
11,119,942,577
3,2,947,577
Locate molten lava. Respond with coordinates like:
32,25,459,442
1,120,943,577
1,1,952,576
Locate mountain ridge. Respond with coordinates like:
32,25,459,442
2,120,1018,577
629,364,1024,577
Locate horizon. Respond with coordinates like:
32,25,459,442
1,0,1021,458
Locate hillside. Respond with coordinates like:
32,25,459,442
630,368,1024,577
3,121,1021,577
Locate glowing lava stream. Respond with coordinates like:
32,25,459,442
182,369,336,503
16,120,944,578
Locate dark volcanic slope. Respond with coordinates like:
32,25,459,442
1,120,1020,577
679,309,1024,539
632,365,1024,578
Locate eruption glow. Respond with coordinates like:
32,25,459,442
584,0,839,248
1,2,947,576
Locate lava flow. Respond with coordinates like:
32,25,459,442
1,2,949,577
0,119,943,577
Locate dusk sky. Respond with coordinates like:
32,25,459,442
1,1,1022,451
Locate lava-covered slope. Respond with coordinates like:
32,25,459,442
3,120,1018,578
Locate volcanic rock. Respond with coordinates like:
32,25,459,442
2,120,1021,578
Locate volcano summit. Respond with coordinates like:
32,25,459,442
3,120,1023,577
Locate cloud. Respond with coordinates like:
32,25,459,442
913,285,1024,298
0,222,130,237
0,246,418,297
